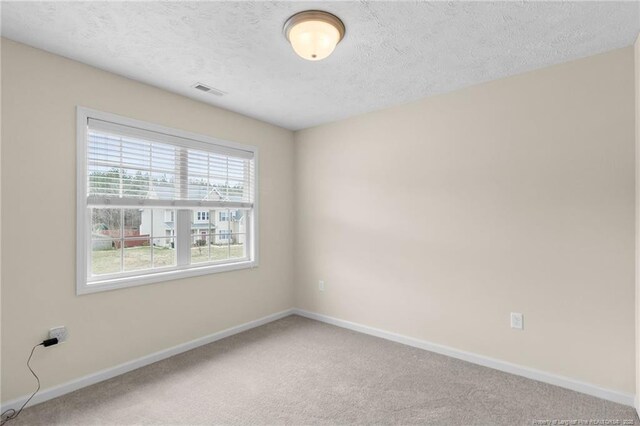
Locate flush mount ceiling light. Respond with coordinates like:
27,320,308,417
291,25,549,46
283,10,345,61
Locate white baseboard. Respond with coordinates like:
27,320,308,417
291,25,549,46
3,307,634,413
292,308,635,407
1,308,294,412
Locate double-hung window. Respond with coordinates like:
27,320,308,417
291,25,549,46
77,107,258,294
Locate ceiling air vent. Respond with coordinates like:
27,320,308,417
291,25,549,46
192,83,226,97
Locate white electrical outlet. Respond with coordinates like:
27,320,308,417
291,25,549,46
510,313,523,330
49,326,68,343
318,280,325,292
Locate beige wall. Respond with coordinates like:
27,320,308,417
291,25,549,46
0,38,295,402
294,47,636,393
2,37,636,403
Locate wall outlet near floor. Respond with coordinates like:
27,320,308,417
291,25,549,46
49,326,68,343
318,280,325,292
510,313,523,330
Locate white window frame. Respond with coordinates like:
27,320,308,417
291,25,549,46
76,106,259,295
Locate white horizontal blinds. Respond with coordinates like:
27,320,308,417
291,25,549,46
86,118,255,209
186,150,255,206
87,127,177,201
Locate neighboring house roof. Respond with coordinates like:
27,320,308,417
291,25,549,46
203,186,223,201
144,182,244,203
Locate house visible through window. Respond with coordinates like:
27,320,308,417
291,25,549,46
77,107,258,294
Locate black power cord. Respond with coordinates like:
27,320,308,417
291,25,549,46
0,338,58,425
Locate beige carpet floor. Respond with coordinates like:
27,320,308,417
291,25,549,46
8,315,638,425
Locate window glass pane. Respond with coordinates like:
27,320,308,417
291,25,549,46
194,211,209,222
121,167,150,199
213,209,229,232
123,239,151,272
88,167,121,197
149,172,176,200
153,238,176,268
91,239,121,275
91,208,121,238
163,209,175,224
163,209,176,237
212,218,231,262
136,208,176,240
229,209,247,234
123,208,143,237
191,234,210,264
215,230,232,242
230,234,247,260
211,241,230,262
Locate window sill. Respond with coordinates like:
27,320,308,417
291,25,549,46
77,260,257,295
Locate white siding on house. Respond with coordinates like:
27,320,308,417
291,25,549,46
140,209,247,246
139,209,175,247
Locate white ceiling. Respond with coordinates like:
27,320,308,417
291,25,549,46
2,1,639,130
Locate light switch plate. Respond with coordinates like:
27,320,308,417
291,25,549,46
510,313,523,330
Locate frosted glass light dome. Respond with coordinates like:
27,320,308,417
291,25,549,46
284,11,345,61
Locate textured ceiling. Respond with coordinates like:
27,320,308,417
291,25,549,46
2,1,639,130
